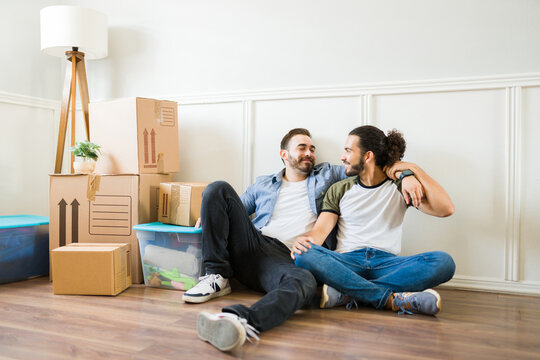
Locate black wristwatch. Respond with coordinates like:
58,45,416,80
399,169,414,180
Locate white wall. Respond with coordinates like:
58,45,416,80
73,0,540,97
0,0,63,99
1,0,540,294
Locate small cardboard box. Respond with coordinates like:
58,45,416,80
49,173,172,283
90,97,179,174
158,182,208,227
52,243,131,295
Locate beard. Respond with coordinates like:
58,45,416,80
344,158,364,176
288,154,314,174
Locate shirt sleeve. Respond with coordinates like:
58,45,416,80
321,183,341,215
240,184,256,215
331,164,347,181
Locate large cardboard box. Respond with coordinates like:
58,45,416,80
158,182,208,227
52,243,131,295
49,173,172,283
90,97,179,174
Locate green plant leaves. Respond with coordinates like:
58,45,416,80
69,140,102,161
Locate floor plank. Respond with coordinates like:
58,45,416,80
1,277,539,359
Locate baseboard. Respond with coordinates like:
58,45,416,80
440,275,540,296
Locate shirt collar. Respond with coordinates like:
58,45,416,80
272,167,316,184
272,168,286,184
356,175,391,189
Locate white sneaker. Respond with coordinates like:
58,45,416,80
197,312,259,352
182,274,231,303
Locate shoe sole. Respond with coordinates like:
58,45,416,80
197,312,245,351
320,284,329,309
424,289,442,314
182,286,232,304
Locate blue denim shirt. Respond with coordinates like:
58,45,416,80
241,162,347,230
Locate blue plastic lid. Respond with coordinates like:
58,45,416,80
133,222,202,234
0,215,49,229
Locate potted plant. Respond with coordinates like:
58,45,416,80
69,140,101,174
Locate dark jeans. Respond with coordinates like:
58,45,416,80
201,181,317,332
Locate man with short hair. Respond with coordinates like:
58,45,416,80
183,128,348,351
292,125,456,315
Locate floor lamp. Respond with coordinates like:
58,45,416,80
40,6,108,174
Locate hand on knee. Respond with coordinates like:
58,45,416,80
293,248,316,269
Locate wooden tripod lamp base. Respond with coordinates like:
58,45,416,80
40,6,108,173
54,50,90,174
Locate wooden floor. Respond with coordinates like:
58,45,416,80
1,277,539,359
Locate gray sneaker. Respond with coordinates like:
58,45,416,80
392,289,442,315
182,274,231,303
320,284,354,309
197,312,260,352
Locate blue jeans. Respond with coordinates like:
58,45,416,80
294,245,455,309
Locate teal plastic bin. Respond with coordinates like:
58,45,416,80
0,215,49,284
133,222,203,291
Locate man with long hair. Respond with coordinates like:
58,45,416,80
292,125,456,315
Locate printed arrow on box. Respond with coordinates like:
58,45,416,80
58,199,67,247
162,193,168,217
150,129,156,164
143,128,149,164
71,198,79,243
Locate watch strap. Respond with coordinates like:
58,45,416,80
399,169,414,180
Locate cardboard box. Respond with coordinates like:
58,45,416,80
158,182,208,226
52,243,131,295
90,97,179,174
134,222,203,291
49,173,172,283
0,215,49,284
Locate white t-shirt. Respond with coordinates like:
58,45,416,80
261,179,317,250
322,176,408,255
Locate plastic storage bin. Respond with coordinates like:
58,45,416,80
0,215,49,284
133,222,203,290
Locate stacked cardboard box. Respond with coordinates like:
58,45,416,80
158,182,208,227
49,98,179,284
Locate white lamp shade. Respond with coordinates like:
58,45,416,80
40,5,108,59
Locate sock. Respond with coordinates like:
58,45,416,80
385,293,395,310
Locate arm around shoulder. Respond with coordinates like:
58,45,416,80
389,161,455,217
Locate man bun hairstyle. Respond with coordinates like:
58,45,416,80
280,128,312,150
348,125,406,168
385,129,406,167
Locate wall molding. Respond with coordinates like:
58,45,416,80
5,72,540,110
242,101,254,192
166,72,540,105
362,94,372,125
505,87,522,282
0,91,60,111
441,275,540,296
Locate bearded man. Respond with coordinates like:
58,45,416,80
292,125,455,316
184,128,347,351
